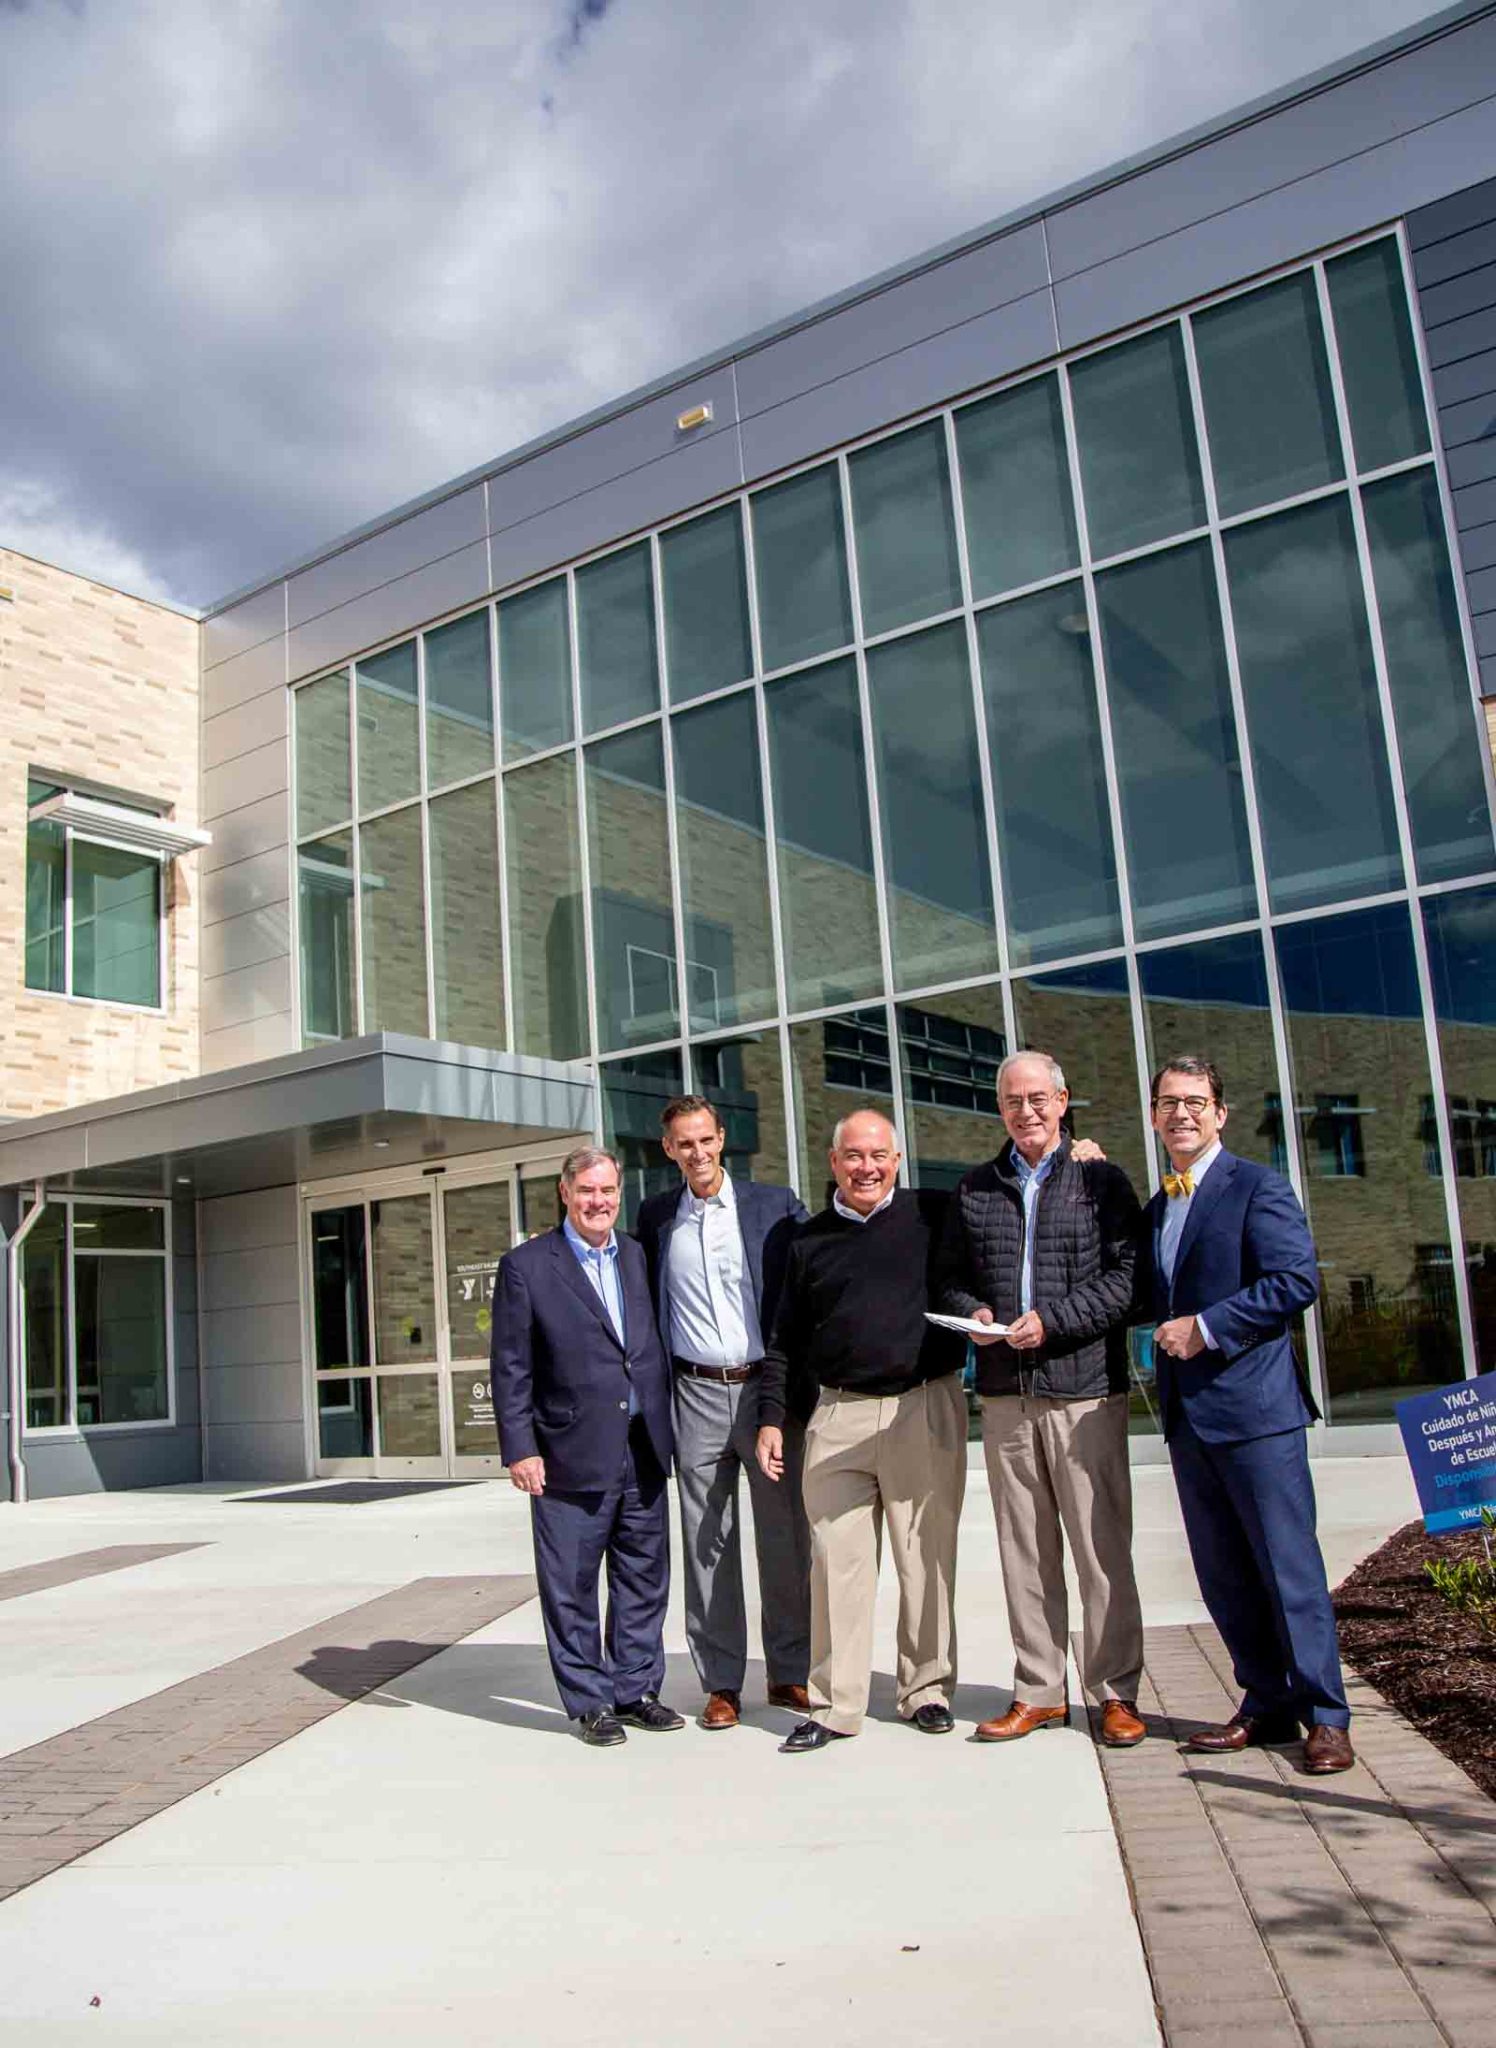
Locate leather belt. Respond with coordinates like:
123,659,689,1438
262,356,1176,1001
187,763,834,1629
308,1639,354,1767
673,1358,760,1384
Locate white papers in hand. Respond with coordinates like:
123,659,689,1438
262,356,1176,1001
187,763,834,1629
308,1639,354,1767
923,1312,1010,1337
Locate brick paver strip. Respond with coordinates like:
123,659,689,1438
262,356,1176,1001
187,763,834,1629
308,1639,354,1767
0,1573,535,1903
1088,1623,1496,2048
0,1544,208,1604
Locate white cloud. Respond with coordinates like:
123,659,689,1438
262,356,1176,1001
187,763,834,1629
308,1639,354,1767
0,0,1438,607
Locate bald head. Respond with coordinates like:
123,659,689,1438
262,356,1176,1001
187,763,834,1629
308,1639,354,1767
829,1109,901,1215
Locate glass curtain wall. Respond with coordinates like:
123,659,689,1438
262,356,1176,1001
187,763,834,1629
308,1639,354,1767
290,228,1496,1409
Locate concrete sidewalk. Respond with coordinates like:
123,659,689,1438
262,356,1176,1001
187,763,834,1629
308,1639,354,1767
0,1454,1421,2047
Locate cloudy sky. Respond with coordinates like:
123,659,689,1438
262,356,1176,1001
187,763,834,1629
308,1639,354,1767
0,0,1440,611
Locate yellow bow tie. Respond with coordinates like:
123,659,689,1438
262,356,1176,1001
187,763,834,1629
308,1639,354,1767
1163,1170,1195,1199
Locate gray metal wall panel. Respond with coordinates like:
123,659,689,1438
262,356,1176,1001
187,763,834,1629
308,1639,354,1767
199,1184,298,1257
1413,213,1496,284
738,288,1058,484
1047,19,1496,280
201,737,288,824
200,954,295,1035
285,538,489,683
201,902,292,982
734,226,1049,416
1424,301,1496,366
202,1421,307,1482
23,1433,200,1499
1432,347,1496,404
1408,167,1496,246
1466,520,1496,571
484,366,739,535
1472,610,1496,655
1432,384,1496,446
202,845,291,925
199,1015,298,1073
1417,255,1496,326
487,430,744,601
199,633,287,721
1055,94,1496,350
198,1188,305,1482
200,791,289,874
201,1239,299,1315
202,583,286,669
202,688,289,775
286,486,486,630
201,1305,302,1376
1445,433,1496,488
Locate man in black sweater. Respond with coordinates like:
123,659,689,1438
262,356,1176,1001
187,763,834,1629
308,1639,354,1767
756,1109,967,1754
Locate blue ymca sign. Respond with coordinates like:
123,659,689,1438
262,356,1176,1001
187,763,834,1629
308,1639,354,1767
1396,1370,1496,1535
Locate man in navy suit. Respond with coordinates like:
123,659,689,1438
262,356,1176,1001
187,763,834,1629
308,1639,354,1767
491,1144,683,1747
635,1096,811,1730
1141,1056,1353,1774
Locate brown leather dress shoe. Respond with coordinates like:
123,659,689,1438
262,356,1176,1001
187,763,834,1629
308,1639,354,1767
700,1689,741,1730
1099,1699,1146,1747
767,1683,810,1713
1186,1711,1301,1753
974,1701,1068,1742
1304,1724,1355,1773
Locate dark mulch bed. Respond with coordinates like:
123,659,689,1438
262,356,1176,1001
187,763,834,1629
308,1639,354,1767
1334,1517,1496,1803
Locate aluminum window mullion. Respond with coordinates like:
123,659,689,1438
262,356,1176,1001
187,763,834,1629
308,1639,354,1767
489,601,515,1053
363,1198,382,1459
650,532,692,1060
415,630,438,1042
835,451,910,1176
567,568,604,1138
347,667,366,1036
64,1200,78,1432
1312,258,1480,1382
62,826,75,999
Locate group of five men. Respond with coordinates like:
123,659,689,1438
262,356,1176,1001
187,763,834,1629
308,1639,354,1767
489,1050,1354,1774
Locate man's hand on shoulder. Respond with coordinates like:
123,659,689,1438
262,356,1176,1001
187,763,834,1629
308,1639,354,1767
756,1426,784,1481
1071,1137,1106,1163
1155,1315,1206,1360
509,1455,546,1495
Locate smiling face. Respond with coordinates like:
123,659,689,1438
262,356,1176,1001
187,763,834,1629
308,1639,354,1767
829,1110,901,1215
561,1160,622,1247
662,1107,726,1199
1151,1067,1228,1170
998,1055,1068,1166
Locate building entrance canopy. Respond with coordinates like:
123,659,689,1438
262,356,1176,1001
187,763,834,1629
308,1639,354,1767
0,1036,594,1201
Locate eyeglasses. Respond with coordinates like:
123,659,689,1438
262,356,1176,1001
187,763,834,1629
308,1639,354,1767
1000,1092,1059,1113
1154,1094,1215,1117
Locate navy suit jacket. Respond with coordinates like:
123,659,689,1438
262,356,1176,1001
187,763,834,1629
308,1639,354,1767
1139,1150,1320,1445
490,1227,673,1491
634,1177,812,1416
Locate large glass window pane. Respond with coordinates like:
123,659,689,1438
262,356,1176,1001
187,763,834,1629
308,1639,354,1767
1325,239,1431,474
765,658,882,1012
673,692,776,1030
751,463,853,672
356,641,419,814
425,610,493,791
73,841,160,1005
504,754,587,1060
359,805,428,1035
1138,934,1283,1171
22,1207,68,1430
1070,326,1206,560
318,1376,372,1459
1011,957,1148,1190
977,584,1122,965
429,780,504,1049
577,542,659,733
377,1374,441,1459
789,1006,896,1205
299,830,356,1044
660,505,752,705
1276,903,1460,1421
955,375,1079,599
1226,496,1402,912
1192,273,1343,518
848,422,962,638
1424,885,1496,1371
692,1032,791,1185
602,1048,683,1228
311,1205,369,1372
72,1204,165,1251
898,985,1007,1191
24,815,65,993
74,1256,168,1426
1096,542,1256,940
499,577,573,761
443,1182,511,1361
587,724,678,1052
1365,469,1495,885
295,671,352,838
370,1193,437,1367
866,621,997,991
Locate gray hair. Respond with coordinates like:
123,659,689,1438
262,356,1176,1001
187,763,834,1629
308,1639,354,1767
829,1108,900,1152
996,1050,1067,1097
559,1144,622,1184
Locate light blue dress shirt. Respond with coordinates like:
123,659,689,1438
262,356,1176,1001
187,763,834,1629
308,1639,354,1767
562,1216,636,1409
1158,1138,1221,1350
666,1173,763,1369
1011,1145,1058,1315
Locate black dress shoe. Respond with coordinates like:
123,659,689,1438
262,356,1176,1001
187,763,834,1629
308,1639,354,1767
577,1708,626,1747
779,1719,851,1753
613,1693,685,1732
910,1702,955,1734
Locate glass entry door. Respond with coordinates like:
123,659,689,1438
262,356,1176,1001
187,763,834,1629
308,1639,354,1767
308,1154,570,1478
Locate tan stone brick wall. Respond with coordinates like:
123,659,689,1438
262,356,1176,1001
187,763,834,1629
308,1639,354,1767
0,548,201,1117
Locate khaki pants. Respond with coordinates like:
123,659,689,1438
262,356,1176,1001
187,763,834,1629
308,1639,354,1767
801,1374,967,1735
981,1391,1144,1711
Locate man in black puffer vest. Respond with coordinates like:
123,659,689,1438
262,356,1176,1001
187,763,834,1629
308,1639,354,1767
936,1049,1147,1749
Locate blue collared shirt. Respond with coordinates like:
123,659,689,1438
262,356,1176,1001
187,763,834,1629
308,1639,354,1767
1012,1145,1059,1315
562,1216,635,1407
1158,1139,1222,1350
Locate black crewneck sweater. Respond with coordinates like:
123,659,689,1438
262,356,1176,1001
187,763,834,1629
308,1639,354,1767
759,1190,963,1427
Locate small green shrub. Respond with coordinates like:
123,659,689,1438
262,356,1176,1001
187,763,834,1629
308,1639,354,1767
1424,1507,1496,1640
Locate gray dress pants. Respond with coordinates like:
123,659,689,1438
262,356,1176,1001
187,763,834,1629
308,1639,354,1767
673,1369,811,1695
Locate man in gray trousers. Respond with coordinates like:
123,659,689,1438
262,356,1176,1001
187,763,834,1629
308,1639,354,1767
635,1095,812,1729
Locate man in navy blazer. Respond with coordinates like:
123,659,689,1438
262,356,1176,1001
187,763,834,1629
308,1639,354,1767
491,1143,683,1747
635,1095,811,1731
1140,1056,1353,1774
